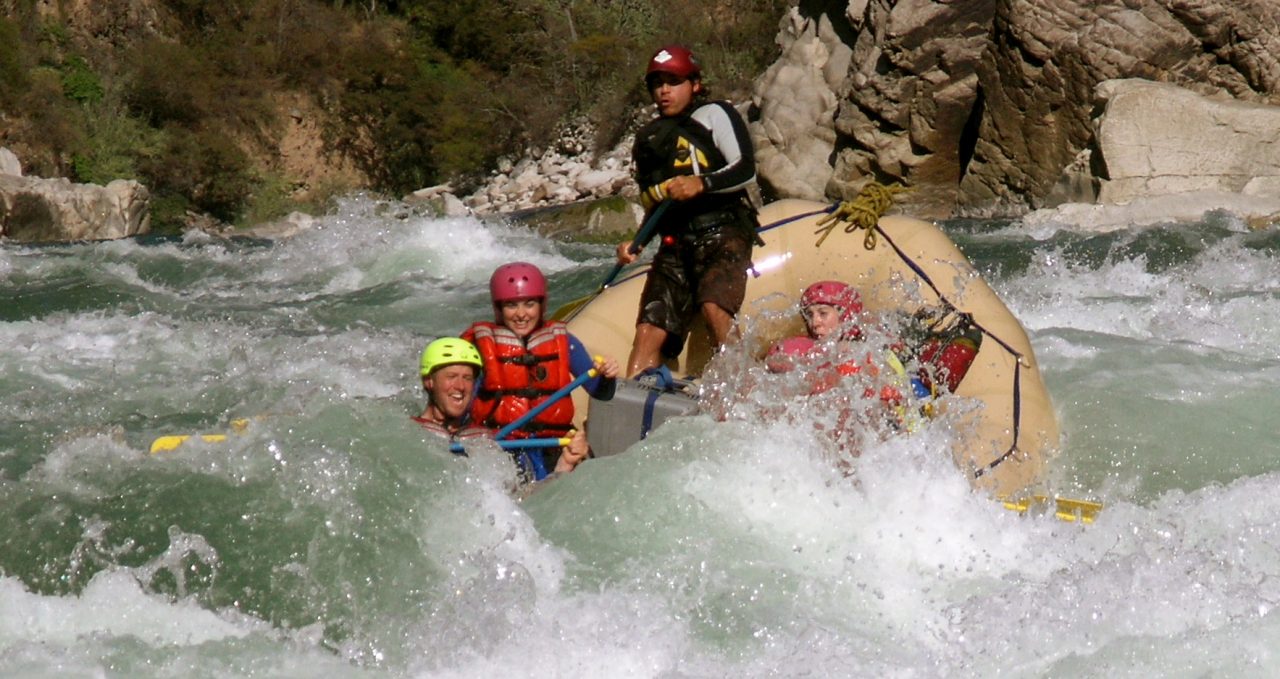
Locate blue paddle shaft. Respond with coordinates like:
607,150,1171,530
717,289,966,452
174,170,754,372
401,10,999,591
449,437,568,454
599,200,671,289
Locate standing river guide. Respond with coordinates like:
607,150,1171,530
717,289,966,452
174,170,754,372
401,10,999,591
616,44,763,377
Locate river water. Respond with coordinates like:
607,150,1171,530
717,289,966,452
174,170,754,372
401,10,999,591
3,196,1279,677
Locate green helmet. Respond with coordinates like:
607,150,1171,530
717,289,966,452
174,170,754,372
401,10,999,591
419,337,482,377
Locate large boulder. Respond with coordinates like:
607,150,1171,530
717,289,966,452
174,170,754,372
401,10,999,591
0,175,151,241
750,8,850,201
754,0,997,217
958,0,1280,215
752,0,1280,217
0,148,20,177
1092,79,1280,203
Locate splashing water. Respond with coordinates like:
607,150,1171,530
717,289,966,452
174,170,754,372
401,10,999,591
3,195,1280,677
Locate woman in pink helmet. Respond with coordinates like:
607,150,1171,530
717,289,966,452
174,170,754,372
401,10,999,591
461,262,620,481
767,280,908,401
799,280,865,342
795,280,981,397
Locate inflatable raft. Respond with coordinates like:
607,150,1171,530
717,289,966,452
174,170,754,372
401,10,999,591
562,197,1059,498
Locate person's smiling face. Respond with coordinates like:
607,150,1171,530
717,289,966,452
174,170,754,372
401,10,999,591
500,298,542,338
425,364,476,420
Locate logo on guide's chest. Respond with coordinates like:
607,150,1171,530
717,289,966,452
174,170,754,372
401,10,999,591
673,136,708,171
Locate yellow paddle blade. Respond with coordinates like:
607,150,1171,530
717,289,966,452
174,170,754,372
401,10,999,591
1001,495,1103,523
550,293,594,322
149,434,229,454
149,418,252,454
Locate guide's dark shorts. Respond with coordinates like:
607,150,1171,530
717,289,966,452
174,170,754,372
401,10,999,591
636,226,753,355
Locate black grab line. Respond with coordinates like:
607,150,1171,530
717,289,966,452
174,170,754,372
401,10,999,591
867,222,1027,476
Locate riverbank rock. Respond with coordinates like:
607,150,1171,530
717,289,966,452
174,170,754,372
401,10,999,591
0,173,151,242
0,148,21,177
959,0,1280,216
752,1,998,217
1022,191,1280,233
750,9,847,202
407,116,638,218
233,211,316,240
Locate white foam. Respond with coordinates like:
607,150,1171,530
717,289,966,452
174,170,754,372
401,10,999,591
0,571,264,647
1021,191,1280,233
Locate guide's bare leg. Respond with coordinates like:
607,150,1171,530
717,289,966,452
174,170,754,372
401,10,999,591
702,302,737,347
628,306,737,377
627,323,668,377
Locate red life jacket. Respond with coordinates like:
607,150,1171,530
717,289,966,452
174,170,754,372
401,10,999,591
412,416,490,441
461,320,574,437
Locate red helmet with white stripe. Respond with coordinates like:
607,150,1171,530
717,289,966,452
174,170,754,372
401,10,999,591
645,45,701,85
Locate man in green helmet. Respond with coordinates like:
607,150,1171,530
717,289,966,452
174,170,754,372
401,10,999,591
413,337,589,478
413,337,491,440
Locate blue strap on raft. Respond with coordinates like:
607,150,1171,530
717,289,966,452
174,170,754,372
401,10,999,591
638,365,677,440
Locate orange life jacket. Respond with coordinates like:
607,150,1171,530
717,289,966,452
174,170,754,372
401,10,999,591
461,321,574,437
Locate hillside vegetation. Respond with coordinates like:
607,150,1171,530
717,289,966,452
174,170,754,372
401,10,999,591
0,0,787,230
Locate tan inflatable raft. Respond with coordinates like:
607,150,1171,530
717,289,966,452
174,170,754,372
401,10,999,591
562,198,1059,498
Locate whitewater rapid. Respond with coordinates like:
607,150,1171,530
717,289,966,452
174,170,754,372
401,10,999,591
2,196,1279,677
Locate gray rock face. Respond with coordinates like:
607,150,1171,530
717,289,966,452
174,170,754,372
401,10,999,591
959,0,1280,215
752,0,1280,217
1093,79,1280,202
0,174,151,241
754,0,997,216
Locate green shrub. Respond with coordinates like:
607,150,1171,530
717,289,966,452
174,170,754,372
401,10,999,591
140,127,254,222
69,104,160,184
124,39,206,126
20,68,85,176
148,193,194,234
238,171,298,227
60,55,103,104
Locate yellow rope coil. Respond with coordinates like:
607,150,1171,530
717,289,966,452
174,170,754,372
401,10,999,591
814,182,907,248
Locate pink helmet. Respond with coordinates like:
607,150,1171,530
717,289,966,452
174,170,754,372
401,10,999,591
646,45,701,85
801,280,863,339
489,262,547,304
765,336,816,373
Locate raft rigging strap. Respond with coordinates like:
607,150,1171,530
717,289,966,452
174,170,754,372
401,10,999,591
814,184,1029,477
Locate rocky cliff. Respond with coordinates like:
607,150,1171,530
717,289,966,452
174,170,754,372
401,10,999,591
752,0,1280,218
